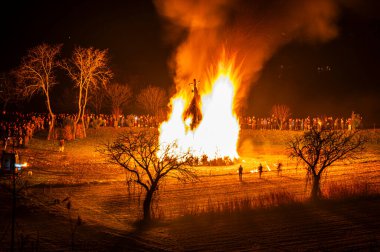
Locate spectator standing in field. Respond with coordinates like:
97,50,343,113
258,163,263,179
277,162,283,176
238,165,243,182
59,138,65,152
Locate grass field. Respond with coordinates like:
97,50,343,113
1,128,379,251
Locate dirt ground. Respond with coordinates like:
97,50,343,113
0,128,379,251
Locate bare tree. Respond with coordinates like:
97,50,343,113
106,83,132,118
137,85,167,116
62,47,112,138
14,44,62,140
0,72,19,111
100,129,197,220
272,104,291,130
288,128,367,200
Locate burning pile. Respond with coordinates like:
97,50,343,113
159,58,241,163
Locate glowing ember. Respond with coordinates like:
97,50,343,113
159,58,240,161
15,162,28,168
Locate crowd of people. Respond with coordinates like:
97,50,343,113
240,113,363,131
66,113,363,131
0,112,46,149
0,110,365,149
0,112,162,149
54,113,162,129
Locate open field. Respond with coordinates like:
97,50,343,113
1,128,380,251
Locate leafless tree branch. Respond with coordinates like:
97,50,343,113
272,104,291,130
13,43,62,139
62,46,113,138
137,85,167,116
99,129,197,220
105,83,132,118
288,128,367,199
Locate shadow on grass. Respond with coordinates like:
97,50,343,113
167,195,380,251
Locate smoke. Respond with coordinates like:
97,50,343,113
154,0,340,109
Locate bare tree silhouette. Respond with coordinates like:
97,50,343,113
288,128,367,200
62,47,112,138
272,104,291,130
14,44,62,139
106,83,132,119
137,85,167,117
100,129,197,220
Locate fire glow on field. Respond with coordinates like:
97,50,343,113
159,58,241,160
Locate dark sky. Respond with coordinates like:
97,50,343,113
1,0,380,126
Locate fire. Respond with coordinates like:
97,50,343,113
159,57,241,161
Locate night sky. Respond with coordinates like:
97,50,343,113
1,0,380,126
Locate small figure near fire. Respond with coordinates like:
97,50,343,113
258,163,263,179
238,164,243,181
277,162,283,177
183,79,202,130
59,138,65,152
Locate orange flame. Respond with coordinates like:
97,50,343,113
159,56,241,160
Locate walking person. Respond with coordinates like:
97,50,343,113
238,165,243,182
59,138,65,152
277,162,283,177
258,163,263,179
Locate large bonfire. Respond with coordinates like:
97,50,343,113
155,0,341,163
159,55,242,162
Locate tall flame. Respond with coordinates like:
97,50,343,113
159,56,241,160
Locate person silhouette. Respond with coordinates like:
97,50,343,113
277,162,283,176
258,163,263,179
59,138,65,152
238,165,243,181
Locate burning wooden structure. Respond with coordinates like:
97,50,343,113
183,79,202,130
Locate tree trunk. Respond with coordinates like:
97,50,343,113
73,123,77,140
73,114,80,140
311,174,321,200
48,116,55,140
45,89,55,140
143,188,155,220
81,86,89,138
81,114,86,138
74,85,83,140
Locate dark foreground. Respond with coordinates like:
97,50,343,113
1,189,379,251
